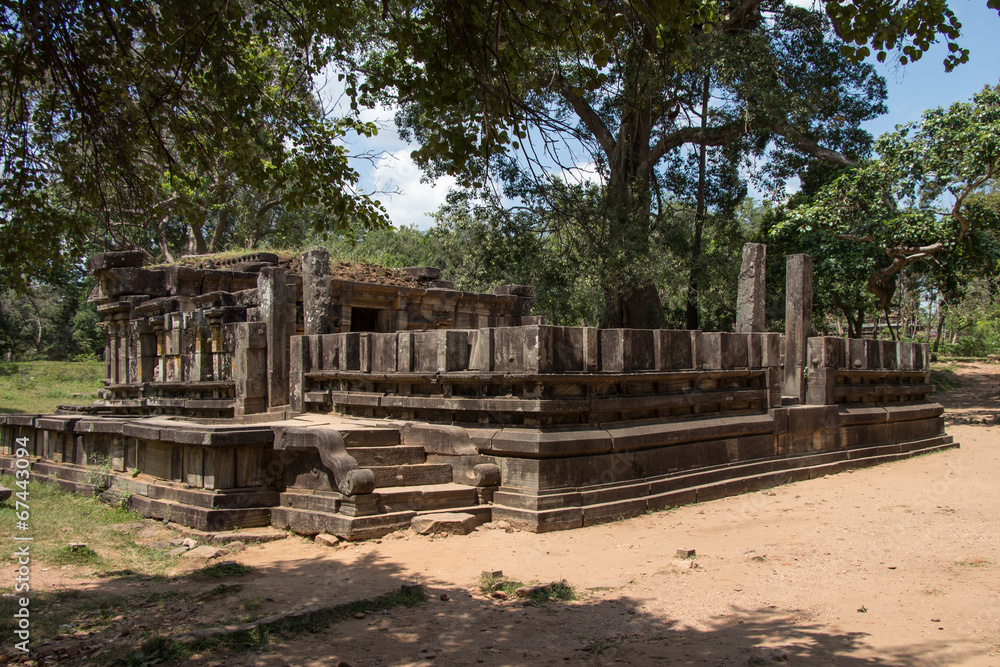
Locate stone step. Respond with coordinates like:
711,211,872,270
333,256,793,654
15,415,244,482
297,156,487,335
348,445,425,467
271,505,415,541
492,436,958,532
372,463,453,488
340,427,401,448
414,504,492,526
377,483,479,512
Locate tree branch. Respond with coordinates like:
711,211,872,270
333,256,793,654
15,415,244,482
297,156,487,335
770,123,857,167
552,72,616,162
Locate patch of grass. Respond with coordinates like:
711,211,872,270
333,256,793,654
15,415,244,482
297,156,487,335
0,360,104,413
477,573,576,604
930,367,963,394
956,557,991,568
192,561,256,579
0,479,172,576
751,555,768,563
478,571,523,597
527,580,577,603
50,543,103,567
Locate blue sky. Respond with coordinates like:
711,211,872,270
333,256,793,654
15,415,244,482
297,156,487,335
342,1,1000,229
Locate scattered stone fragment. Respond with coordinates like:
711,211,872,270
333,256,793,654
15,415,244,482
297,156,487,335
182,545,227,559
439,593,449,601
410,512,477,536
67,543,88,551
147,541,171,550
226,541,246,553
482,570,503,579
494,520,511,530
167,546,189,557
354,613,366,619
491,590,509,600
137,526,162,538
676,548,697,559
315,534,341,547
181,537,198,549
400,583,425,596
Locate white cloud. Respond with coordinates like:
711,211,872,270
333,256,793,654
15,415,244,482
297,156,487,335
371,149,457,229
549,161,604,187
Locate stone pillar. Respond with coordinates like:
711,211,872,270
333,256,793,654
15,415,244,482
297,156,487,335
783,254,813,402
234,322,268,417
736,243,766,333
302,248,333,336
258,267,293,409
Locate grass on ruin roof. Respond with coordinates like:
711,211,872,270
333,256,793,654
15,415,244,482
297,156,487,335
155,249,426,287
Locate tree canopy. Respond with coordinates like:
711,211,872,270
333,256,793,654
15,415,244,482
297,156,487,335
0,0,384,290
774,85,1000,319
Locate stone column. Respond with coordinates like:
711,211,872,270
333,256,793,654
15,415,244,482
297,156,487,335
783,254,813,402
736,243,766,333
234,322,268,417
258,267,292,409
302,248,333,335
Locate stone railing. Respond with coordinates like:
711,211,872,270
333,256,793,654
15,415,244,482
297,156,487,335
290,325,785,424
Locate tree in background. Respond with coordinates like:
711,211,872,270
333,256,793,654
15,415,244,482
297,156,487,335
772,86,1000,340
355,0,987,327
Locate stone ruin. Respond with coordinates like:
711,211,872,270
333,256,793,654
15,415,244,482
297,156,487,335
0,244,955,539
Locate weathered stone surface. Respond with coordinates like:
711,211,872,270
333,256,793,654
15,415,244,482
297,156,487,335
315,533,342,547
783,254,813,401
182,545,228,559
401,266,442,280
600,329,655,372
654,330,695,370
0,484,11,502
736,243,766,333
410,512,478,535
302,248,334,336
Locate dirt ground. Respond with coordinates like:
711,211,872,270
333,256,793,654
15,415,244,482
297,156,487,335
20,363,1000,666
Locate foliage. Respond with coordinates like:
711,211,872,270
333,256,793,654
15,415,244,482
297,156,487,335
0,270,104,360
775,86,1000,313
0,0,385,289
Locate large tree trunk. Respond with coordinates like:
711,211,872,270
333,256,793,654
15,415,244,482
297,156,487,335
933,307,947,353
209,209,229,253
186,222,208,255
597,64,664,329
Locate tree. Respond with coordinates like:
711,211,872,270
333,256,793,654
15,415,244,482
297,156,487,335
362,0,895,327
0,0,384,289
778,86,1000,324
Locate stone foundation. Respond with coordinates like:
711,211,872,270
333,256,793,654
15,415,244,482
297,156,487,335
0,247,957,540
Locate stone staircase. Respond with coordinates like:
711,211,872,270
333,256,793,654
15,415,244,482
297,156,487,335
270,421,494,540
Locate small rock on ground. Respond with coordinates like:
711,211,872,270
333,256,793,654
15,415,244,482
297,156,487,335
182,545,228,559
410,512,477,535
315,533,341,547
